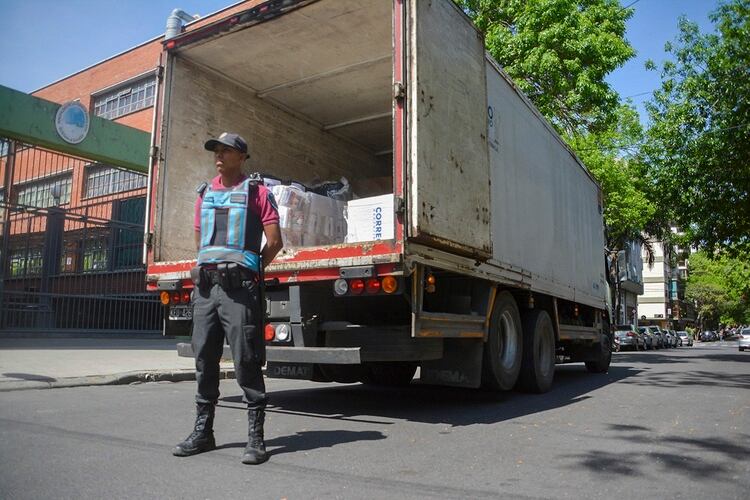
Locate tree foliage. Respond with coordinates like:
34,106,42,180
686,251,750,326
644,0,750,256
454,0,635,134
566,104,656,252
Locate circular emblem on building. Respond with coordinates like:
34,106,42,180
55,101,90,144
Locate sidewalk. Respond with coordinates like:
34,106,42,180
0,337,235,392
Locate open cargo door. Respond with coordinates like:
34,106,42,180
406,0,491,259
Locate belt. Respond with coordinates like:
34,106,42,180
202,267,258,286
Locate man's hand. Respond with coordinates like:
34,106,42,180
261,223,283,267
195,230,201,251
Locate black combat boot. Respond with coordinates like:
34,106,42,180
241,408,268,464
172,403,216,457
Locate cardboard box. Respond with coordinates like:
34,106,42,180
345,194,394,243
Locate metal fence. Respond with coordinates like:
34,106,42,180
0,138,163,334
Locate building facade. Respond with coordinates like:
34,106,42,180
637,234,695,330
614,240,644,326
0,1,265,333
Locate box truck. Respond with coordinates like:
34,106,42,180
146,0,612,392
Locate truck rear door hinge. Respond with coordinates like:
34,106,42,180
393,81,406,100
395,196,405,215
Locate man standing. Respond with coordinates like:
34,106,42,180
173,132,283,465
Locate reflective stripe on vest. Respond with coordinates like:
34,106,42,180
198,178,260,272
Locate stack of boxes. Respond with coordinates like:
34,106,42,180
266,178,394,248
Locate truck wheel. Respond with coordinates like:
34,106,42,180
363,362,417,387
516,310,555,393
585,333,612,373
481,292,523,391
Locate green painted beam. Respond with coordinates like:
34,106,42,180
0,85,150,173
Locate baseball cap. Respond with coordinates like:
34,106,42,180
204,132,248,155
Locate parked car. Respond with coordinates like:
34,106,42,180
667,330,679,347
614,327,644,351
638,327,655,350
738,328,750,352
701,331,717,342
647,326,665,348
677,331,692,347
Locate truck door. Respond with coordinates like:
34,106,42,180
406,0,491,259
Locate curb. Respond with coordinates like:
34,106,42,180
0,368,236,393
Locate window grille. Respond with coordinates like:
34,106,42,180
82,239,109,272
9,247,43,277
93,76,156,120
16,175,72,208
84,164,147,198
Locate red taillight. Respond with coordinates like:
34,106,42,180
366,278,381,294
264,324,275,341
181,290,191,303
350,279,365,295
171,292,181,304
627,332,635,337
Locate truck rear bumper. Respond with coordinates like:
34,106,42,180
177,342,362,364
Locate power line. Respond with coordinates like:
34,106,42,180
620,0,642,11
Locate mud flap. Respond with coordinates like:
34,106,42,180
419,339,483,388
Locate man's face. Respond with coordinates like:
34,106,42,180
213,144,246,175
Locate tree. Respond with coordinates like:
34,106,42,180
454,0,635,134
644,0,750,256
686,251,750,327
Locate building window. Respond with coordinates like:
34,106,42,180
84,164,147,198
93,76,156,120
16,174,72,208
9,247,43,277
82,238,109,272
113,197,146,269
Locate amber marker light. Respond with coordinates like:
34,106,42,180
426,273,436,293
382,276,398,294
264,324,275,341
160,291,170,305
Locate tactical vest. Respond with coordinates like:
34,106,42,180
198,178,263,272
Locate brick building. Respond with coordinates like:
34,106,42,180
0,1,264,332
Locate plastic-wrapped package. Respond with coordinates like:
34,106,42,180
309,177,352,201
271,184,347,248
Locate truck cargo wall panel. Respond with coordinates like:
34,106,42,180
485,60,606,308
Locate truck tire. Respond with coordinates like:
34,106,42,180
585,333,612,373
362,362,417,387
516,310,556,393
481,292,523,391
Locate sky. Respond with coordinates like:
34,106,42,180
0,0,718,124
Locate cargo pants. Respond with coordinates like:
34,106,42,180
191,279,267,410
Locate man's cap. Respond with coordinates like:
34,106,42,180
204,132,248,155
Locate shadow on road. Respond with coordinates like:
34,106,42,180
617,368,750,390
221,364,642,427
217,430,386,456
563,427,750,482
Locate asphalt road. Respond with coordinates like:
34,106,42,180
1,342,747,499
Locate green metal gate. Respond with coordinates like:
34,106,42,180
0,85,161,334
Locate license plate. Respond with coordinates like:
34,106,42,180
169,305,193,321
